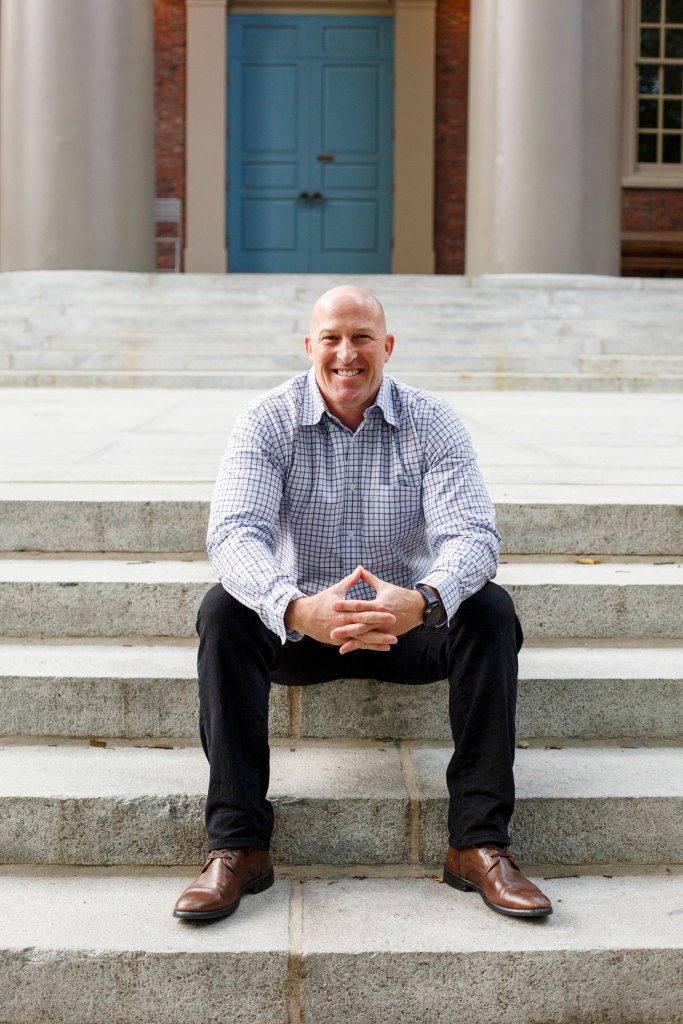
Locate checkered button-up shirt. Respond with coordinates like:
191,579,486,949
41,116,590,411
208,368,501,642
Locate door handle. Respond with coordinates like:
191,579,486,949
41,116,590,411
298,191,310,203
317,154,335,162
310,192,323,204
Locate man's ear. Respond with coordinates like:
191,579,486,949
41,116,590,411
304,335,313,360
384,334,395,361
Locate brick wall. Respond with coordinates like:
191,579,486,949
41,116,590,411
151,0,683,276
622,189,683,231
154,0,186,271
434,0,470,275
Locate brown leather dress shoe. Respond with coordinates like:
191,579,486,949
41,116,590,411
173,848,274,920
444,845,552,918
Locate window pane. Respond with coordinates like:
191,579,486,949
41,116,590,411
666,0,683,22
664,98,682,125
664,65,683,92
639,98,659,127
663,133,682,161
638,132,658,160
665,27,683,54
642,0,662,20
641,27,661,55
639,65,661,92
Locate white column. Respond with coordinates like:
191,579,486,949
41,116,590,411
393,0,436,274
185,0,227,273
466,0,622,275
0,0,155,271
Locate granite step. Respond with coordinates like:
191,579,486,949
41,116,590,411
1,641,681,742
0,870,680,1024
2,493,681,555
10,349,683,377
3,322,682,353
2,368,683,391
0,557,680,639
0,743,680,866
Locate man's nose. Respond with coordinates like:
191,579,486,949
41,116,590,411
337,338,355,363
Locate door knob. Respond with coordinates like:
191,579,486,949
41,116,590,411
298,191,310,203
310,192,323,204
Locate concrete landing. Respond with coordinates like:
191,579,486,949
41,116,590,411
1,387,681,487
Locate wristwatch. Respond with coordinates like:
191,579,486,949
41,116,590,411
415,584,447,628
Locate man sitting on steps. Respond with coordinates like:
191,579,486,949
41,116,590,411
174,284,552,921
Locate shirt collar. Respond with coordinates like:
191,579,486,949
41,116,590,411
302,367,399,428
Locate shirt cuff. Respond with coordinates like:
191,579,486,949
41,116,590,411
416,570,462,622
268,584,307,644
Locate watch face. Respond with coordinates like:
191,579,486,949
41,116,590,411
416,587,446,627
425,601,447,627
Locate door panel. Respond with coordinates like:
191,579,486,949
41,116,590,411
228,15,393,273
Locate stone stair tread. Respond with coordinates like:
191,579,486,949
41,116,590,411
0,743,680,866
1,640,681,742
0,871,680,1024
1,638,681,680
3,639,682,743
0,556,679,584
0,871,676,953
2,481,682,503
1,557,680,640
0,742,680,800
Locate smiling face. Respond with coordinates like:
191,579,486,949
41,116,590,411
305,286,394,431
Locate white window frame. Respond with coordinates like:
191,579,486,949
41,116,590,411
623,0,683,188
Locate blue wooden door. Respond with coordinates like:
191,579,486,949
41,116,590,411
228,15,394,273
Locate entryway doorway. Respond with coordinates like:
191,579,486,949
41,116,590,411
227,15,394,272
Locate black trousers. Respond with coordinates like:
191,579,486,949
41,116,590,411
196,581,522,853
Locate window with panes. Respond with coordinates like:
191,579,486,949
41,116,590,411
637,0,683,166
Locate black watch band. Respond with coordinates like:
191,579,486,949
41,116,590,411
415,584,447,627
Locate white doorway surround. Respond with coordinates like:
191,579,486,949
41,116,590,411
184,0,436,273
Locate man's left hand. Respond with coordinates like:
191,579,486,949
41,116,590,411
329,566,427,654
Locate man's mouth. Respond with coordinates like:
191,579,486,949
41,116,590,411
334,369,361,377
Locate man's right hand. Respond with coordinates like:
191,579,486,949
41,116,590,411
284,566,398,651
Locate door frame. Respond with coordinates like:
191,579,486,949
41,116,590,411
184,0,436,274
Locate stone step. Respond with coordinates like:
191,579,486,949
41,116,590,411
0,870,680,1024
583,353,683,375
2,494,681,555
2,267,683,306
1,641,681,741
2,368,683,391
0,557,679,639
0,743,680,865
6,349,599,375
9,348,683,376
4,307,683,333
3,322,682,353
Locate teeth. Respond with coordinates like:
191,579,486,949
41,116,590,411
336,369,361,376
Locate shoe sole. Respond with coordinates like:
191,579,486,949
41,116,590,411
443,865,553,918
173,868,275,921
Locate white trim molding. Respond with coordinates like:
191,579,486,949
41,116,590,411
184,0,435,272
622,0,683,189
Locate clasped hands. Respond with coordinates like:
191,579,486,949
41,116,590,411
284,565,426,654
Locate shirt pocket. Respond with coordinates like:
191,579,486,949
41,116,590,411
361,483,424,565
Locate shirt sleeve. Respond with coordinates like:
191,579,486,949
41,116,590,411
416,399,501,620
207,402,306,643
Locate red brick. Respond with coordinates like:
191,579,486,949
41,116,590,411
154,0,186,271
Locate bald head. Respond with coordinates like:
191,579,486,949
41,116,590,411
304,284,394,431
309,285,387,337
